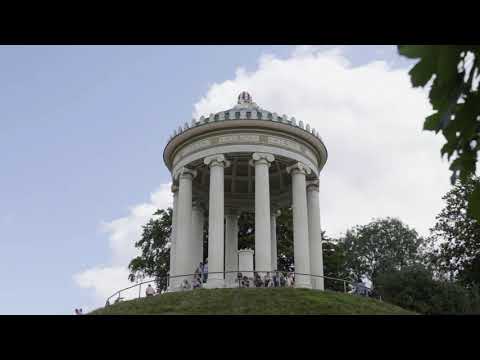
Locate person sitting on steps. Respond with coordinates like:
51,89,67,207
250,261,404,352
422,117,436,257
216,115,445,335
145,284,155,297
254,272,263,288
192,274,202,289
181,279,191,291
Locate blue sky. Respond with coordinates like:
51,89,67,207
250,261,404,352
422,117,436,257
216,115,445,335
0,45,433,314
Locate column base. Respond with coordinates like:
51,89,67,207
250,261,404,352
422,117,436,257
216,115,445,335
167,280,181,293
225,272,238,288
294,279,312,289
311,278,325,291
204,278,226,289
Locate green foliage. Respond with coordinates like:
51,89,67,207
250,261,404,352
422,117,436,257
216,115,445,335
398,45,480,220
322,234,349,291
276,208,294,272
238,212,254,250
428,176,480,287
128,206,337,289
128,208,172,293
376,265,480,314
237,208,296,272
340,217,424,286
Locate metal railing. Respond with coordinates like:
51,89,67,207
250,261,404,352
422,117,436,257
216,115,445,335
105,270,379,307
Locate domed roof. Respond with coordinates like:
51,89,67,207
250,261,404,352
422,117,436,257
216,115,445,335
164,92,328,173
166,91,325,149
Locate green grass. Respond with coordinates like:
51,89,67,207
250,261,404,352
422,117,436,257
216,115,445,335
90,288,416,315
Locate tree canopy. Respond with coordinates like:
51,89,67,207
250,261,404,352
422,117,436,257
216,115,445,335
128,208,172,292
398,45,480,220
339,217,425,286
428,176,480,287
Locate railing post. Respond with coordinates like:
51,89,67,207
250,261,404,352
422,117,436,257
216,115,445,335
139,283,142,299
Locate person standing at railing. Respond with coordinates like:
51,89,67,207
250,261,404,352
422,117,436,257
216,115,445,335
264,272,272,287
196,262,203,280
203,259,208,283
146,284,155,297
271,271,278,287
286,272,295,287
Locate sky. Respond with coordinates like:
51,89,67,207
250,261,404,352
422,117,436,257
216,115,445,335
0,45,452,314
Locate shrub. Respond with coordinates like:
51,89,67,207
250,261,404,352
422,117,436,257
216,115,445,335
376,265,480,314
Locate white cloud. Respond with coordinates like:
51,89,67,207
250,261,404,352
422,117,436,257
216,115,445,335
100,182,173,265
193,46,451,238
74,183,172,309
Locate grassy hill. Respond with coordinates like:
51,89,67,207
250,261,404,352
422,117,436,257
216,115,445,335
91,288,415,315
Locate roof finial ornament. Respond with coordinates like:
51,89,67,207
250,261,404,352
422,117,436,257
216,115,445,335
237,91,252,105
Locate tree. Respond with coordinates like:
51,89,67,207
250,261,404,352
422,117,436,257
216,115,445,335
276,208,294,272
128,208,172,293
322,233,349,291
376,264,480,314
237,207,296,273
340,217,424,287
397,45,480,221
428,176,480,287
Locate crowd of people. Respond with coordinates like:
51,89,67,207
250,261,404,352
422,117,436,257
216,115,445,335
247,271,295,288
178,263,297,290
100,266,379,308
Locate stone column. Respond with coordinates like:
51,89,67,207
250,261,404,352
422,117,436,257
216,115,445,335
286,162,312,289
174,167,197,288
204,154,231,288
225,210,239,287
250,152,274,275
270,209,279,271
191,202,205,272
307,180,324,290
168,184,179,291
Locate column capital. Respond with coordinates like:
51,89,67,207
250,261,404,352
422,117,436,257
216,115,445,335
174,167,197,181
204,154,231,168
286,162,312,176
249,152,275,167
306,180,319,192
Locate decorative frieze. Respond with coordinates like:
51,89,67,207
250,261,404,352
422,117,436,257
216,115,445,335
175,132,318,168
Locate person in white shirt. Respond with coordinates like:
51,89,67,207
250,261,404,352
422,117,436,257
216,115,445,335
145,284,155,297
181,279,191,290
286,273,295,287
